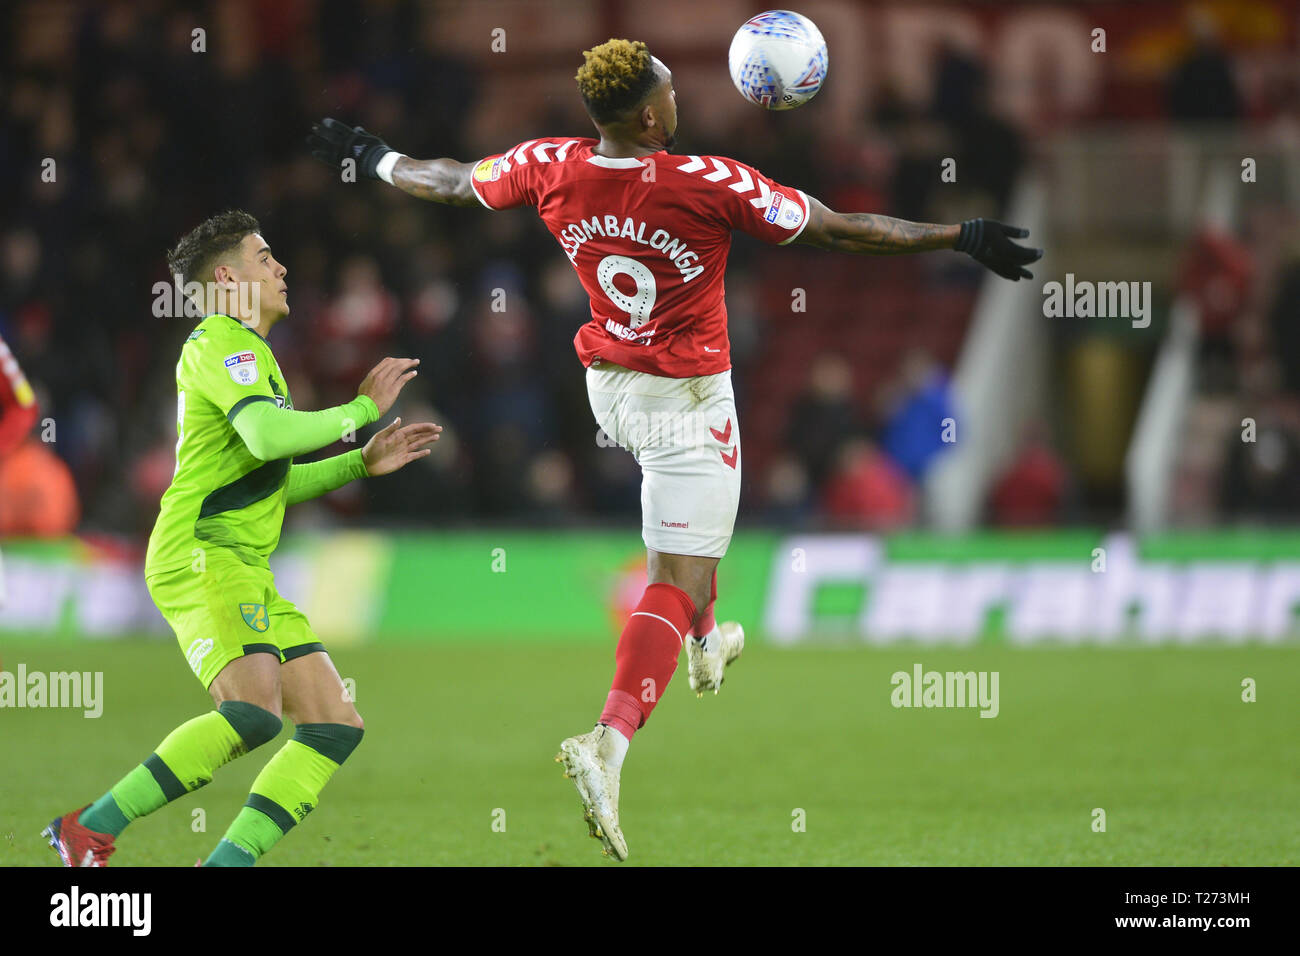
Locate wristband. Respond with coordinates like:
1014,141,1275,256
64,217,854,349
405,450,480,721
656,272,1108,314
955,219,986,254
375,151,406,185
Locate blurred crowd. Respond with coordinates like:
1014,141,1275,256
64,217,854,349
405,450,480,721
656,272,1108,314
0,0,1005,537
0,0,1293,539
1170,219,1300,525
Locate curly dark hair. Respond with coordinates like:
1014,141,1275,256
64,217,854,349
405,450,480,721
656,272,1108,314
575,39,659,124
165,209,261,285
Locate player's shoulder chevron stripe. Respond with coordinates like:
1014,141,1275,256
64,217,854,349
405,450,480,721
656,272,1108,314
507,140,539,167
675,155,776,209
703,158,732,181
504,138,580,170
498,142,522,173
532,139,580,163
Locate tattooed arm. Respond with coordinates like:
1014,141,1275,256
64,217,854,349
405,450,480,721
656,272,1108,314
795,196,958,254
795,195,1042,279
389,157,480,207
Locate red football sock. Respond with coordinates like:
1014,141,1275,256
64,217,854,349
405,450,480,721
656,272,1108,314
689,570,719,639
599,582,697,741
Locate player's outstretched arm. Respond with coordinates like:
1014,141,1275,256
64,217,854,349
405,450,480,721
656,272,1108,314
307,117,478,206
284,417,442,505
388,156,478,206
232,398,379,462
231,358,420,462
795,195,1043,281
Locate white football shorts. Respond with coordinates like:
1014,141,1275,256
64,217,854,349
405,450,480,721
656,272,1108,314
586,360,742,558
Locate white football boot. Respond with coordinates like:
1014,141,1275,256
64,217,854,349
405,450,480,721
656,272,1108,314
556,725,628,861
686,620,745,696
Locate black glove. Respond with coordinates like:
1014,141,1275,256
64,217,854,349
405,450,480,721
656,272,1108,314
307,118,393,179
955,219,1042,281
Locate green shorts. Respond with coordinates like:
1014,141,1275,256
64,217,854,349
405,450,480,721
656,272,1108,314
146,549,324,690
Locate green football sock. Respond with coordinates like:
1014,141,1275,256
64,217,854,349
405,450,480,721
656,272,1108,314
79,702,282,838
204,838,257,867
208,723,363,865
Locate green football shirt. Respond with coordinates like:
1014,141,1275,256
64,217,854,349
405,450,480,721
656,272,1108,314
145,313,302,576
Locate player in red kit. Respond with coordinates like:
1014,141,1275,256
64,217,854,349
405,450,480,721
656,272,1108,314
309,38,1040,860
0,332,39,458
0,332,42,605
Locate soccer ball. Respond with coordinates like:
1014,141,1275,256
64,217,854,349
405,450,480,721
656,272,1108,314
728,10,828,110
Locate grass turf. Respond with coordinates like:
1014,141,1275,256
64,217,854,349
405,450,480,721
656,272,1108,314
1,638,1296,866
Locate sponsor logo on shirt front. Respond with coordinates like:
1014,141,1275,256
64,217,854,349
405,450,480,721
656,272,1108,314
604,317,657,345
765,193,783,224
224,351,258,385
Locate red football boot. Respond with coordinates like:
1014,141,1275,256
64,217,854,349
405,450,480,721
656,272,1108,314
43,806,116,867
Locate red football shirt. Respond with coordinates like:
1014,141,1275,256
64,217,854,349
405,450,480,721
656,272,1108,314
0,332,39,457
469,137,810,378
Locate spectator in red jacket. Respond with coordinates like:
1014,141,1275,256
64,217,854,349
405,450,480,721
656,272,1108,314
822,437,916,531
989,421,1069,526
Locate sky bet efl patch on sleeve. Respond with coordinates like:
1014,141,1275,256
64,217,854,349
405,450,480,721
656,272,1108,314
224,350,259,385
778,197,805,230
473,157,502,183
764,192,783,223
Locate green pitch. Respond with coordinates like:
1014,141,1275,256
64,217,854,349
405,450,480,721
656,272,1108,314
1,638,1296,865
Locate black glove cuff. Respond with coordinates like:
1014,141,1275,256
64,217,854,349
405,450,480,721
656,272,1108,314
359,145,392,180
955,218,984,254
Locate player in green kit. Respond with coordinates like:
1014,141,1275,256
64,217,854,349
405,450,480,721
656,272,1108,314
44,210,441,866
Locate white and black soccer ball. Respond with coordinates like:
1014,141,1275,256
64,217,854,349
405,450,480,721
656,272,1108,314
728,10,828,111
